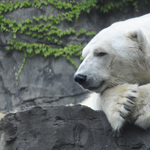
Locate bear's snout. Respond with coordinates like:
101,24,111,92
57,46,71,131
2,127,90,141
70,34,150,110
74,74,87,85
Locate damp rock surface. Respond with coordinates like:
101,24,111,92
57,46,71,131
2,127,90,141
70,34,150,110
0,105,150,150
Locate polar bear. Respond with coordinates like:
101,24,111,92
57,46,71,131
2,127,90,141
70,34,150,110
74,14,150,131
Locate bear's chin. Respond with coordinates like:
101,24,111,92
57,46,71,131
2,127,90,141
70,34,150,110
84,81,106,93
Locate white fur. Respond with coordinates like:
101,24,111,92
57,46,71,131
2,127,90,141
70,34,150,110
75,14,150,131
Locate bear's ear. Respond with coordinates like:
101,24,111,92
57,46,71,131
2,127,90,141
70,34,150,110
127,29,144,42
126,28,146,52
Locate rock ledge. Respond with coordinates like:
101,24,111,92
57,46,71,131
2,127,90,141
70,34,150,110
0,105,150,150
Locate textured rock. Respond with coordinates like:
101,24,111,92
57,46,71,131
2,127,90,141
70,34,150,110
0,105,150,150
0,49,88,112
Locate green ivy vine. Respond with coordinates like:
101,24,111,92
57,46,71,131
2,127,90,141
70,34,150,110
0,0,99,69
0,0,149,81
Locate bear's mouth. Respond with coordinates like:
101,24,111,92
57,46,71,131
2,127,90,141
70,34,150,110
85,81,105,92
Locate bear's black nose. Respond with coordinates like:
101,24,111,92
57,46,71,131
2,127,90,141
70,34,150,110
74,74,87,85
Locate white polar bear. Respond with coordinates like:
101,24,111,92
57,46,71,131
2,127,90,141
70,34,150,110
74,13,150,131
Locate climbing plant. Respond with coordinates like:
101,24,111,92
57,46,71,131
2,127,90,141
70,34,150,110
0,0,99,69
0,0,149,81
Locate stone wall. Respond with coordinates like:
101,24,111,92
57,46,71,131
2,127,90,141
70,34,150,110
1,106,150,150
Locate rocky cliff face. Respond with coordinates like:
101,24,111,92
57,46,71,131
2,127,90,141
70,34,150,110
0,0,150,149
0,49,87,112
0,106,150,150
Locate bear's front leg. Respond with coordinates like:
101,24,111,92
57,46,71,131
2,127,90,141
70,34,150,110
133,84,150,129
101,84,138,131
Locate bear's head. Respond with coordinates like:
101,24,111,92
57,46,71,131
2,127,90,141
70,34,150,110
74,22,150,93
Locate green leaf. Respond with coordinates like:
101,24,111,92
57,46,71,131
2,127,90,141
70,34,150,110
35,48,41,54
32,33,37,37
19,3,24,8
42,47,46,53
37,35,43,39
33,16,39,22
27,47,33,53
26,32,32,35
43,17,47,21
13,34,16,39
39,15,44,19
6,46,10,50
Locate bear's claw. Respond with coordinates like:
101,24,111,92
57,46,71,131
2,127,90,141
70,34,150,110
124,106,131,112
131,90,137,93
127,99,134,105
128,95,137,98
120,114,125,119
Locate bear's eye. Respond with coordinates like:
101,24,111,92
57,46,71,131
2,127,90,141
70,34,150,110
95,52,107,57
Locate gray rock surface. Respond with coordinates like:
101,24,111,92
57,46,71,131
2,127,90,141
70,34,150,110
0,105,150,150
0,49,88,112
